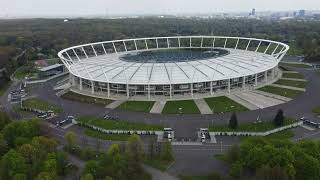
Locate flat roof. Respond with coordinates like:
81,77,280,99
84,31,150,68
68,48,278,85
39,64,64,72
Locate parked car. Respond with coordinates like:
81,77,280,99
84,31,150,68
37,112,49,118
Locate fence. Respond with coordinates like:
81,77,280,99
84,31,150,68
210,121,303,136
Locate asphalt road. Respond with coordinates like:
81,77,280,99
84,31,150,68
2,67,320,177
29,67,320,139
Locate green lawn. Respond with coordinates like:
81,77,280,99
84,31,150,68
77,116,163,131
312,107,320,115
258,86,303,98
282,72,305,79
274,79,307,88
162,100,200,114
117,101,155,112
265,129,294,139
209,118,296,132
61,91,113,106
12,104,33,116
205,96,248,113
14,65,37,80
22,98,63,113
83,128,131,141
279,62,311,68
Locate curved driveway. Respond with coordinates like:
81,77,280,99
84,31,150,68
31,68,320,138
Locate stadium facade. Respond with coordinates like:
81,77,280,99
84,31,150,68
58,36,289,100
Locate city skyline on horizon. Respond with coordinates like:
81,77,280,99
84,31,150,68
1,0,320,18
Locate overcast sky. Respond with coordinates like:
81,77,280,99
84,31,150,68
1,0,320,17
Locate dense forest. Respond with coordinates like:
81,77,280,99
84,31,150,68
0,18,319,75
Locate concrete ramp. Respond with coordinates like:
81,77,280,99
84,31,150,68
227,94,259,110
150,101,166,114
253,90,292,102
105,100,126,109
236,91,284,109
194,99,212,114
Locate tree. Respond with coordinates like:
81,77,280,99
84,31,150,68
256,165,288,180
126,134,144,162
0,133,9,156
160,142,174,161
34,172,55,180
104,176,114,180
0,150,27,180
18,144,37,164
12,174,27,180
227,145,240,163
43,157,57,179
83,160,99,178
229,113,238,129
0,111,11,131
56,151,68,176
3,120,39,147
65,131,76,150
81,174,94,180
230,161,243,178
274,109,284,127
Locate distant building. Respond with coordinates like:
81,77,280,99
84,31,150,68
252,8,256,16
37,64,65,79
298,10,305,17
34,60,48,69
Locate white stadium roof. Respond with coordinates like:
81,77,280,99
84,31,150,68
68,48,278,85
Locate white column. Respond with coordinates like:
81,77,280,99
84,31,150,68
201,37,203,48
235,38,239,49
126,84,129,98
170,84,172,99
107,83,110,97
224,38,228,48
145,40,149,49
112,42,118,53
228,79,231,93
246,40,251,50
148,84,150,100
91,81,94,94
79,78,83,90
242,76,246,90
255,41,262,52
210,81,213,95
265,71,268,82
178,38,181,48
191,83,193,97
123,41,127,52
156,39,159,49
134,40,138,50
255,74,258,86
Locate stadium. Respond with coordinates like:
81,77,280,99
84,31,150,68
57,36,289,100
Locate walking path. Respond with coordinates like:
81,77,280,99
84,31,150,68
269,84,306,91
142,164,179,180
282,71,298,74
150,101,166,114
227,94,259,110
253,90,292,102
300,124,315,131
235,91,284,109
194,99,212,114
105,100,126,109
280,78,307,82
